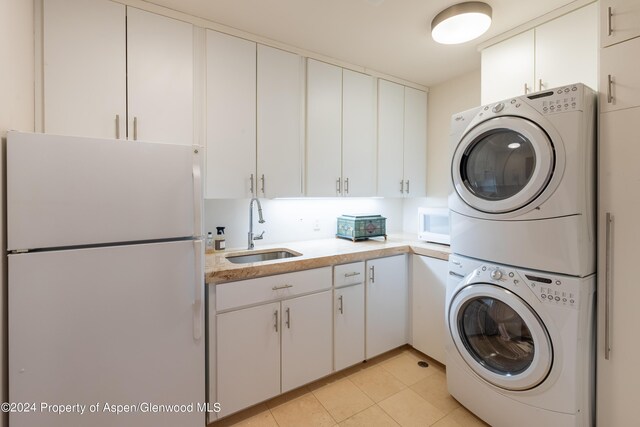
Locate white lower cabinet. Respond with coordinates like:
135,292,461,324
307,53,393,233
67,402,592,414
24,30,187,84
215,267,332,417
281,291,333,392
366,255,408,358
334,283,365,371
216,302,281,418
411,255,448,364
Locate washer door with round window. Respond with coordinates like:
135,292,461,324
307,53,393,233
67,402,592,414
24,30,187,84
452,116,555,214
448,283,553,391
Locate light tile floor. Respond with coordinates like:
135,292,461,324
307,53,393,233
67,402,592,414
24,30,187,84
209,347,489,427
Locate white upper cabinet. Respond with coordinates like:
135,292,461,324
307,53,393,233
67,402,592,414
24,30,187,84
257,45,304,198
42,1,193,144
403,87,427,197
43,0,126,139
378,80,427,197
205,30,256,199
127,8,193,145
481,30,535,104
342,70,377,197
534,3,598,92
481,3,598,104
600,36,640,113
306,59,343,197
377,80,405,197
601,0,640,47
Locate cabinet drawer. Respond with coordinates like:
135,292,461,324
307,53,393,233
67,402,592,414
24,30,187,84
334,262,365,288
216,267,331,311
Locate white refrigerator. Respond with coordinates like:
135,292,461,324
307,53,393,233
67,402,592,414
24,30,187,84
7,131,206,427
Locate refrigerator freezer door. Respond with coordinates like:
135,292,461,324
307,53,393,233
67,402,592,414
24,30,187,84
7,131,203,251
9,240,205,427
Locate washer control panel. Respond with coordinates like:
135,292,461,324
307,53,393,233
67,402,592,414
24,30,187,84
475,264,580,309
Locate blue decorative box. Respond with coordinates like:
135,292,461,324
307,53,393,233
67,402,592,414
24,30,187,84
336,215,387,242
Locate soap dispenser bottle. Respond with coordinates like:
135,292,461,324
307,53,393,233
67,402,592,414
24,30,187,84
206,232,214,252
214,227,226,252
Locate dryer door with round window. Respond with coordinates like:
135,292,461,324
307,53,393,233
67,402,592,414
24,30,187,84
452,116,555,214
448,283,553,391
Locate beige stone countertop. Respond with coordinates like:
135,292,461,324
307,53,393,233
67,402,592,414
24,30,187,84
205,233,450,284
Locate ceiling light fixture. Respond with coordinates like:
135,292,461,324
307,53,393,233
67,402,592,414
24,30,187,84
431,2,492,45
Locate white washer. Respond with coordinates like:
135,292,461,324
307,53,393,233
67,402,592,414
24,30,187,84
446,254,595,427
448,83,596,276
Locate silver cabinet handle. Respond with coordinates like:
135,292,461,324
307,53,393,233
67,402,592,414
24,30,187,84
285,307,291,329
400,180,404,194
524,83,530,94
272,284,293,291
344,272,361,278
261,174,265,195
369,265,375,283
338,295,344,314
605,212,613,360
250,174,254,195
336,178,342,194
115,114,120,139
607,75,614,104
133,116,138,141
344,177,349,194
406,180,410,194
538,79,544,91
607,6,613,36
274,310,279,332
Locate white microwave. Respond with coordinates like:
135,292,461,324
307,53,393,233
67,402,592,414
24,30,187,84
418,207,450,245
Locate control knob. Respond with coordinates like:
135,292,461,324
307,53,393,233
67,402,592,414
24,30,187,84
490,269,503,280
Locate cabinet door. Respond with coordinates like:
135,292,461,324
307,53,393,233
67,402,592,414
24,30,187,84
43,0,126,139
306,59,343,196
535,3,597,92
481,30,534,104
281,291,333,392
127,7,193,145
335,283,365,371
411,255,447,364
342,70,377,197
403,87,427,197
597,107,640,427
600,36,640,113
217,302,280,418
366,255,408,358
377,80,405,197
205,30,256,198
601,0,640,47
257,45,304,198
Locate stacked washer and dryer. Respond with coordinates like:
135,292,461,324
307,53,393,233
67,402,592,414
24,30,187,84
446,83,596,427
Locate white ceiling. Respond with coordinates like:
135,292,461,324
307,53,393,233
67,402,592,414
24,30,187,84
142,0,579,87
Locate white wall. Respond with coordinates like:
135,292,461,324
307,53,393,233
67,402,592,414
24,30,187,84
426,68,481,200
0,0,35,424
205,198,403,250
402,69,481,234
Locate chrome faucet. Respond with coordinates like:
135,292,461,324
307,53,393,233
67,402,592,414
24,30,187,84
248,197,266,250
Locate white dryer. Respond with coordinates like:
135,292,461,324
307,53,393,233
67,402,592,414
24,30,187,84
446,254,595,427
448,83,596,276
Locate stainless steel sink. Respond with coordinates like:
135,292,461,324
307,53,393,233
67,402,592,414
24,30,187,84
225,249,301,264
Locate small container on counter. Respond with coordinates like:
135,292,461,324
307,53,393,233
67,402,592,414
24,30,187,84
206,232,215,252
214,227,226,251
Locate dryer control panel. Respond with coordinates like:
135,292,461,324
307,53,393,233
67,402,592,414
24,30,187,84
523,83,588,116
476,264,581,310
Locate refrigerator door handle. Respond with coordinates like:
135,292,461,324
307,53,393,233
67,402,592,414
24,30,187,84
192,146,203,237
193,239,204,341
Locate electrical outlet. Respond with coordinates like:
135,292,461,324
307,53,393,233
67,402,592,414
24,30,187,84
313,219,321,232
